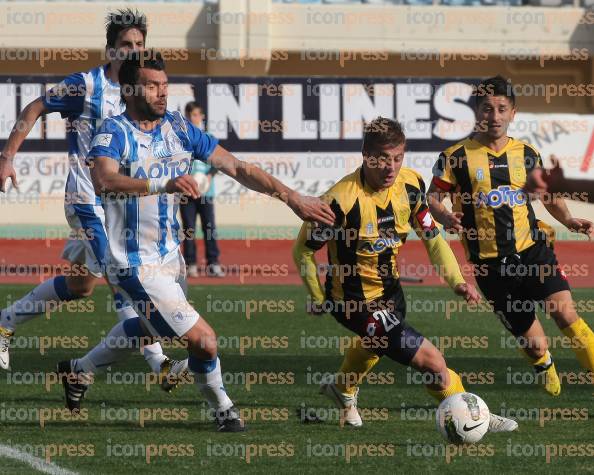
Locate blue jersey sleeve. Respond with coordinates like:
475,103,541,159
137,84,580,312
42,73,86,118
87,119,126,164
185,119,219,162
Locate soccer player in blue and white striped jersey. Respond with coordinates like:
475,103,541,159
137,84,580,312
0,10,182,385
57,51,335,431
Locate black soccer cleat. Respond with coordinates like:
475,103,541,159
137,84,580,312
214,406,247,432
57,360,90,413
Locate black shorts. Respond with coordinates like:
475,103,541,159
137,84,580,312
330,282,424,365
474,240,571,337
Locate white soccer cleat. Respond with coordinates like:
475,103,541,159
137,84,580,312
319,382,363,427
488,413,518,433
0,325,13,370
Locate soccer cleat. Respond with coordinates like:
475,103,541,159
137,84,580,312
319,382,363,427
488,413,518,433
187,264,199,278
536,362,561,397
0,325,13,370
57,360,91,413
159,358,189,393
215,406,246,432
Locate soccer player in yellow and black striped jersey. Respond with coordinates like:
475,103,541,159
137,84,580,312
293,118,517,432
428,76,594,396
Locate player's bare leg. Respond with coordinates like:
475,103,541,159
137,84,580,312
546,290,594,377
412,339,518,434
517,318,561,396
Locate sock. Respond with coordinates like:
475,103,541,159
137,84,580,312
1,276,77,331
113,292,166,373
519,349,561,396
335,338,380,396
188,355,233,413
74,318,141,374
528,350,553,372
562,318,594,373
426,368,465,402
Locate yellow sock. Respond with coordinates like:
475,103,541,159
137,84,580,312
523,349,561,396
562,318,594,373
426,368,465,403
335,338,380,396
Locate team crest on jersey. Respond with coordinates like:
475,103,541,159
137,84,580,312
476,168,484,181
366,223,373,234
90,133,112,148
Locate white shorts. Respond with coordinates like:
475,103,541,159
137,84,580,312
109,249,199,338
62,204,107,278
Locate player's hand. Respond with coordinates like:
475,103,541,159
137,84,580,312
166,175,200,199
442,211,464,234
565,217,594,239
288,192,335,226
0,153,18,193
454,283,481,304
525,155,565,195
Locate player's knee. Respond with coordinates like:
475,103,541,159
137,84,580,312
65,275,97,298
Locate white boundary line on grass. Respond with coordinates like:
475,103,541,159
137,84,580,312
0,444,79,475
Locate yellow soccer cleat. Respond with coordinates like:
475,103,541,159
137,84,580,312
542,362,561,397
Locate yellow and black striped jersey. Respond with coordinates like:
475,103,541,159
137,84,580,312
432,137,544,262
302,166,440,302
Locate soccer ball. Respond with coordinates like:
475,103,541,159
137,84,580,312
436,392,490,444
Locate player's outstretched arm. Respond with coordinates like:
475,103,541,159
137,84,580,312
526,157,594,204
208,145,335,226
541,190,594,239
0,97,48,192
292,222,327,315
421,234,480,304
90,155,200,198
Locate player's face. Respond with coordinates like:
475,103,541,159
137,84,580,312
135,68,168,120
187,108,204,128
364,142,405,190
108,28,145,64
475,95,515,140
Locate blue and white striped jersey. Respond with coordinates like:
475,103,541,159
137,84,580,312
87,110,219,269
43,64,123,205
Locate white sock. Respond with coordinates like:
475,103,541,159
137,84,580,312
189,356,233,412
1,276,76,331
113,292,166,373
74,320,137,374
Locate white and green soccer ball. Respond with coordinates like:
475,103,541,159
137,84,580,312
436,392,490,444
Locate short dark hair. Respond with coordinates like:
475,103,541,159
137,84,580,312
474,75,515,108
185,101,202,116
105,9,147,49
362,117,405,156
119,50,166,103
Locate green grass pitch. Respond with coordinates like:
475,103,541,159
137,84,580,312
0,284,592,474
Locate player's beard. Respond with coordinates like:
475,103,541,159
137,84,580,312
137,99,166,121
